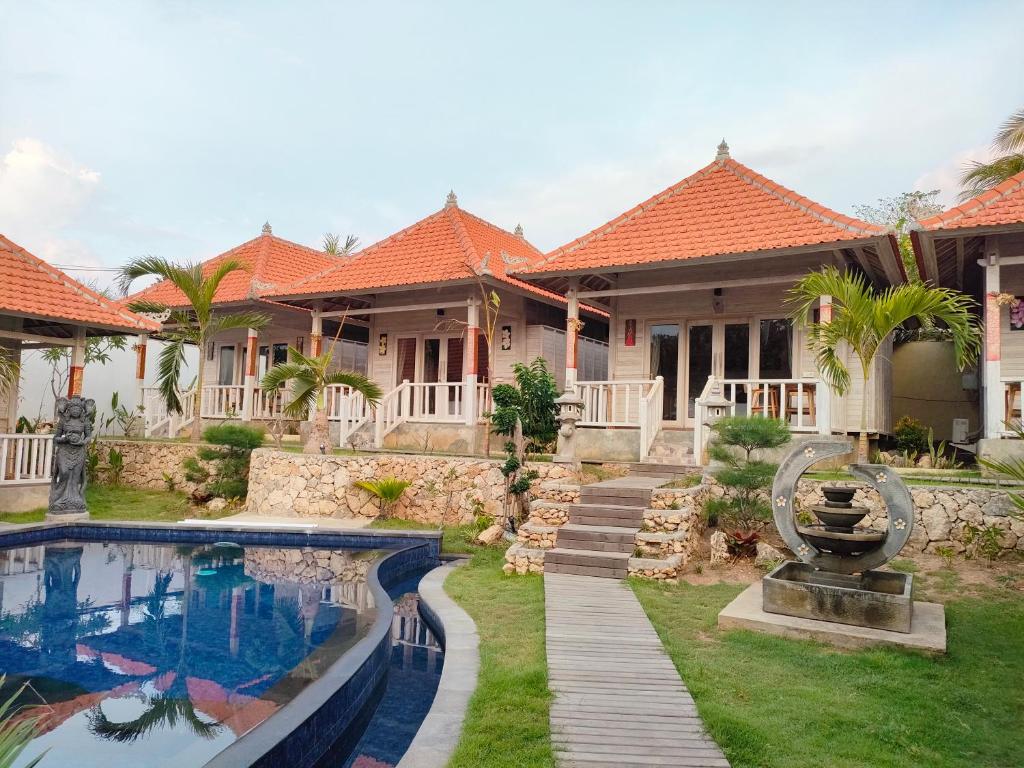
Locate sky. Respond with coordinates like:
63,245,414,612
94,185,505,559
2,0,1023,418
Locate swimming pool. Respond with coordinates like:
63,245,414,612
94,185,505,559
0,523,441,768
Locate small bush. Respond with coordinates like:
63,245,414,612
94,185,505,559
893,415,929,456
353,477,412,518
185,424,264,500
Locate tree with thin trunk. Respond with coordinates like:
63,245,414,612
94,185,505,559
118,257,270,442
789,267,980,462
959,107,1024,201
0,351,17,401
260,335,382,454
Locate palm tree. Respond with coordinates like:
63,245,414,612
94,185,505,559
260,341,382,454
322,233,360,256
789,267,980,462
0,352,18,400
117,257,270,442
352,477,411,518
959,107,1024,201
0,677,45,768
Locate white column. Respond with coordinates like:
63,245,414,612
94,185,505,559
565,278,580,392
310,307,323,357
464,299,479,425
68,326,86,397
816,295,833,435
983,256,1003,438
241,328,258,421
134,334,148,436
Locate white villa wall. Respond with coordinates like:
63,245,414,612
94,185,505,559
1000,263,1024,380
604,254,895,434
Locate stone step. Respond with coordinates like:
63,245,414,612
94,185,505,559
544,561,628,579
569,504,645,527
556,524,637,553
623,462,696,479
546,548,630,567
579,486,651,507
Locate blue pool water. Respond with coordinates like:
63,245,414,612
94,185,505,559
0,539,390,767
336,572,444,768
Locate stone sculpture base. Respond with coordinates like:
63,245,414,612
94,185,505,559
719,581,946,654
762,561,912,633
44,510,90,523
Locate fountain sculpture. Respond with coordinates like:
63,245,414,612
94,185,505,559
764,438,916,633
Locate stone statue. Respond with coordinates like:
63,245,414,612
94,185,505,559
48,395,96,520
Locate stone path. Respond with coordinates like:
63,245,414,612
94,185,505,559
545,573,729,767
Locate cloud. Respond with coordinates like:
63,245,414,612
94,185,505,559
0,138,109,283
913,145,998,207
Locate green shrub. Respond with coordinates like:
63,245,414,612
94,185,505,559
708,415,790,536
488,358,558,453
893,415,929,455
106,447,125,486
353,477,412,518
185,424,264,500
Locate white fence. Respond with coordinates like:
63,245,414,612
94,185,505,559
0,434,54,485
575,380,659,426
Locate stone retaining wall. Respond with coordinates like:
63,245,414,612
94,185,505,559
98,438,209,494
246,449,573,524
792,481,1023,555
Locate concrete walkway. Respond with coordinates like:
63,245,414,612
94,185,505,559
545,573,729,767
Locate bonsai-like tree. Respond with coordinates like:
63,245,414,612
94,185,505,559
260,341,381,454
789,267,980,462
705,415,791,555
117,257,270,442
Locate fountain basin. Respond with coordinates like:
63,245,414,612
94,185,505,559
821,486,857,505
763,561,913,633
811,505,869,528
797,524,885,556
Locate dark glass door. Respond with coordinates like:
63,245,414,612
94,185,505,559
649,324,679,421
685,324,713,422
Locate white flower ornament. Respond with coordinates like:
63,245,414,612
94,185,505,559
775,495,787,508
893,519,906,530
875,471,888,484
797,544,810,556
803,447,816,459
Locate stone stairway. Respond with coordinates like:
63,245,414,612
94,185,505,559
544,479,656,579
645,428,698,466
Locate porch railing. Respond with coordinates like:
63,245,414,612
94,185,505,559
326,384,373,445
252,388,286,421
200,385,246,419
693,376,830,462
1003,378,1022,435
142,387,196,438
576,380,660,426
638,377,664,461
0,434,54,485
370,381,491,448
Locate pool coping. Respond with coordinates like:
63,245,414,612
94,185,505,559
0,518,443,768
397,561,480,768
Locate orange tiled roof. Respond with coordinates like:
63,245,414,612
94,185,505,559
0,234,158,333
525,149,886,275
127,225,340,308
917,170,1024,231
275,199,568,304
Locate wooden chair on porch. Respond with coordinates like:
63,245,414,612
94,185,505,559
785,383,817,427
748,384,780,419
1006,383,1022,430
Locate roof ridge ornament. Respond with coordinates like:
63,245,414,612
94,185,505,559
716,139,730,161
262,221,273,235
514,223,524,239
445,190,458,209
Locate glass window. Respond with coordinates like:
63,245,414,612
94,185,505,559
272,343,289,366
684,325,709,420
218,346,235,385
759,319,793,379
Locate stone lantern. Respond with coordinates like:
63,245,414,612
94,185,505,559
696,378,733,465
553,390,585,465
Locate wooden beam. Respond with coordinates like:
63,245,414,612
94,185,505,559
851,247,874,280
955,238,965,289
878,238,904,285
576,273,804,299
321,299,478,318
0,328,75,346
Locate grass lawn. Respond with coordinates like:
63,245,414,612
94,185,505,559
0,484,221,525
444,546,554,768
632,577,1024,768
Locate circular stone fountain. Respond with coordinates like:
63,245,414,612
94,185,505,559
763,439,916,633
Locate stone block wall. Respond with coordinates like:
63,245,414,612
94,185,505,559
99,438,210,494
246,449,574,524
793,481,1023,555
